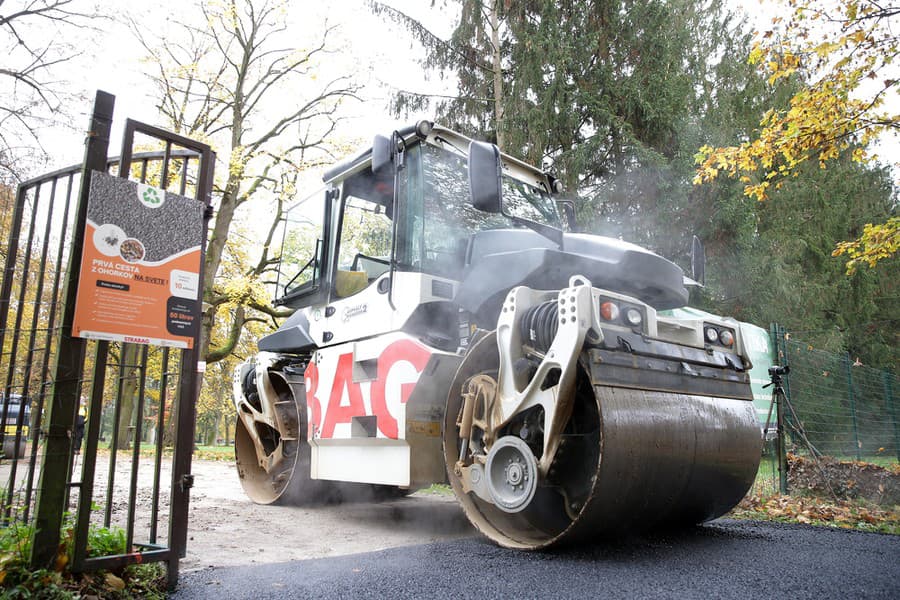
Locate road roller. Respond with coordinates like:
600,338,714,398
232,121,764,548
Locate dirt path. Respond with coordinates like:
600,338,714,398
182,459,474,570
2,452,475,571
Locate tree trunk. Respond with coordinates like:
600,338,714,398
214,411,222,445
489,0,504,148
114,343,140,450
162,392,178,448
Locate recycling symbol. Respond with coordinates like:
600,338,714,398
137,183,166,209
143,187,161,205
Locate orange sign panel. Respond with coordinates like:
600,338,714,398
72,172,203,349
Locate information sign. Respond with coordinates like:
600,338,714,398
72,172,203,348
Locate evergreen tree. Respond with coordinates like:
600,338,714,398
500,0,761,261
368,0,897,370
697,156,898,370
367,0,506,143
370,0,759,258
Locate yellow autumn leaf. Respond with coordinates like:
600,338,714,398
105,572,126,591
694,0,897,272
749,45,765,64
53,552,68,572
813,41,839,57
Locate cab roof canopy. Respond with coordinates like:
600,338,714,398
321,121,550,187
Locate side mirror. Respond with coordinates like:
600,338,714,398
558,200,577,232
468,140,502,213
691,235,706,286
372,135,392,174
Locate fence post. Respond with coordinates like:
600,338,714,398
771,323,789,494
843,353,861,461
30,91,114,569
885,372,899,463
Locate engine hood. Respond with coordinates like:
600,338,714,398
456,229,688,322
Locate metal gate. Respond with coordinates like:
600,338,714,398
0,91,214,588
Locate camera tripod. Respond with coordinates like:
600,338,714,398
762,364,836,499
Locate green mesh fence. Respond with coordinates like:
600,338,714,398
744,327,898,502
775,329,899,465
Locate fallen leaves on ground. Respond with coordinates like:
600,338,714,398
104,572,126,592
732,493,900,534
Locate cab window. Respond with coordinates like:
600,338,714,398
403,143,512,278
333,186,392,298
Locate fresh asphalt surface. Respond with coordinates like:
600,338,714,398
171,519,899,599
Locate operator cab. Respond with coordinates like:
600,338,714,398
273,122,562,311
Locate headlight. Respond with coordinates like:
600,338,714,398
704,326,719,344
625,308,642,327
719,329,734,347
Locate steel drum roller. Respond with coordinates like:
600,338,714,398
575,386,762,535
443,332,762,549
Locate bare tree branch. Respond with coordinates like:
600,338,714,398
0,0,99,181
136,0,359,363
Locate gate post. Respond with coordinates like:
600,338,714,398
843,352,861,461
166,132,215,591
30,91,115,569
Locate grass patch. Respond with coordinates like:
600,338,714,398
417,483,453,496
95,443,235,462
0,517,166,598
192,444,234,461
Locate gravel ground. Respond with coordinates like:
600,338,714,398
2,454,473,573
180,460,473,571
88,174,203,262
172,519,900,600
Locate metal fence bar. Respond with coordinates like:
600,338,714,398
31,90,115,569
844,353,862,461
125,345,149,552
885,373,898,463
149,347,170,544
104,346,127,527
71,340,109,570
24,172,76,520
179,158,189,196
80,547,170,573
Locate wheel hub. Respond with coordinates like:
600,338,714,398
485,435,539,513
506,461,524,485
